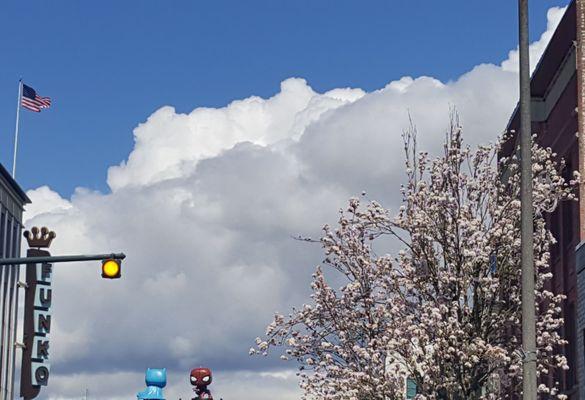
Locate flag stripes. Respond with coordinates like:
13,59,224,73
21,84,51,112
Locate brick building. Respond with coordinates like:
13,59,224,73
505,1,585,398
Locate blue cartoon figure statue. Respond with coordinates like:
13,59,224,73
137,368,167,400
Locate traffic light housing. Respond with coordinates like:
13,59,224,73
101,259,121,279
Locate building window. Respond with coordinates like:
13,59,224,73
489,253,497,274
0,211,5,259
562,159,574,248
583,329,585,379
11,222,17,258
549,209,560,262
5,218,12,263
406,378,417,399
565,302,576,389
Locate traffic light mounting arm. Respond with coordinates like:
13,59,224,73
0,253,126,265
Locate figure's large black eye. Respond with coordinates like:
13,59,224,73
202,376,210,382
191,376,197,383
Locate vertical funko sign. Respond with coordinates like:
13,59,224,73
21,249,53,400
32,262,52,384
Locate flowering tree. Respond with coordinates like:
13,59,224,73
252,121,576,400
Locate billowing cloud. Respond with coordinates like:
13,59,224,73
106,79,366,191
21,6,565,400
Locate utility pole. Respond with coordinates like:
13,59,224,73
577,0,585,241
575,2,585,399
518,0,537,399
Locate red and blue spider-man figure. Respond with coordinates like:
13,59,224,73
190,367,213,400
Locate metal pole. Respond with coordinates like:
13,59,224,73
577,0,585,243
518,0,537,399
575,4,585,400
0,253,126,266
12,80,22,179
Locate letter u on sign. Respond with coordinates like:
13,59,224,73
34,286,51,309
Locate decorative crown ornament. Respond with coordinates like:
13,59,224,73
23,227,56,249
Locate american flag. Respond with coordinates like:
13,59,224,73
21,84,51,112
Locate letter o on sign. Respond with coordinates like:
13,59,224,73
34,366,49,386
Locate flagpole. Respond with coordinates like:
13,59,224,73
12,79,22,178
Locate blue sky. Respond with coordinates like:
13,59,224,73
0,0,569,196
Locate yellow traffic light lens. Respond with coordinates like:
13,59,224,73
102,259,121,279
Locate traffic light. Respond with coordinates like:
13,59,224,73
101,259,121,279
